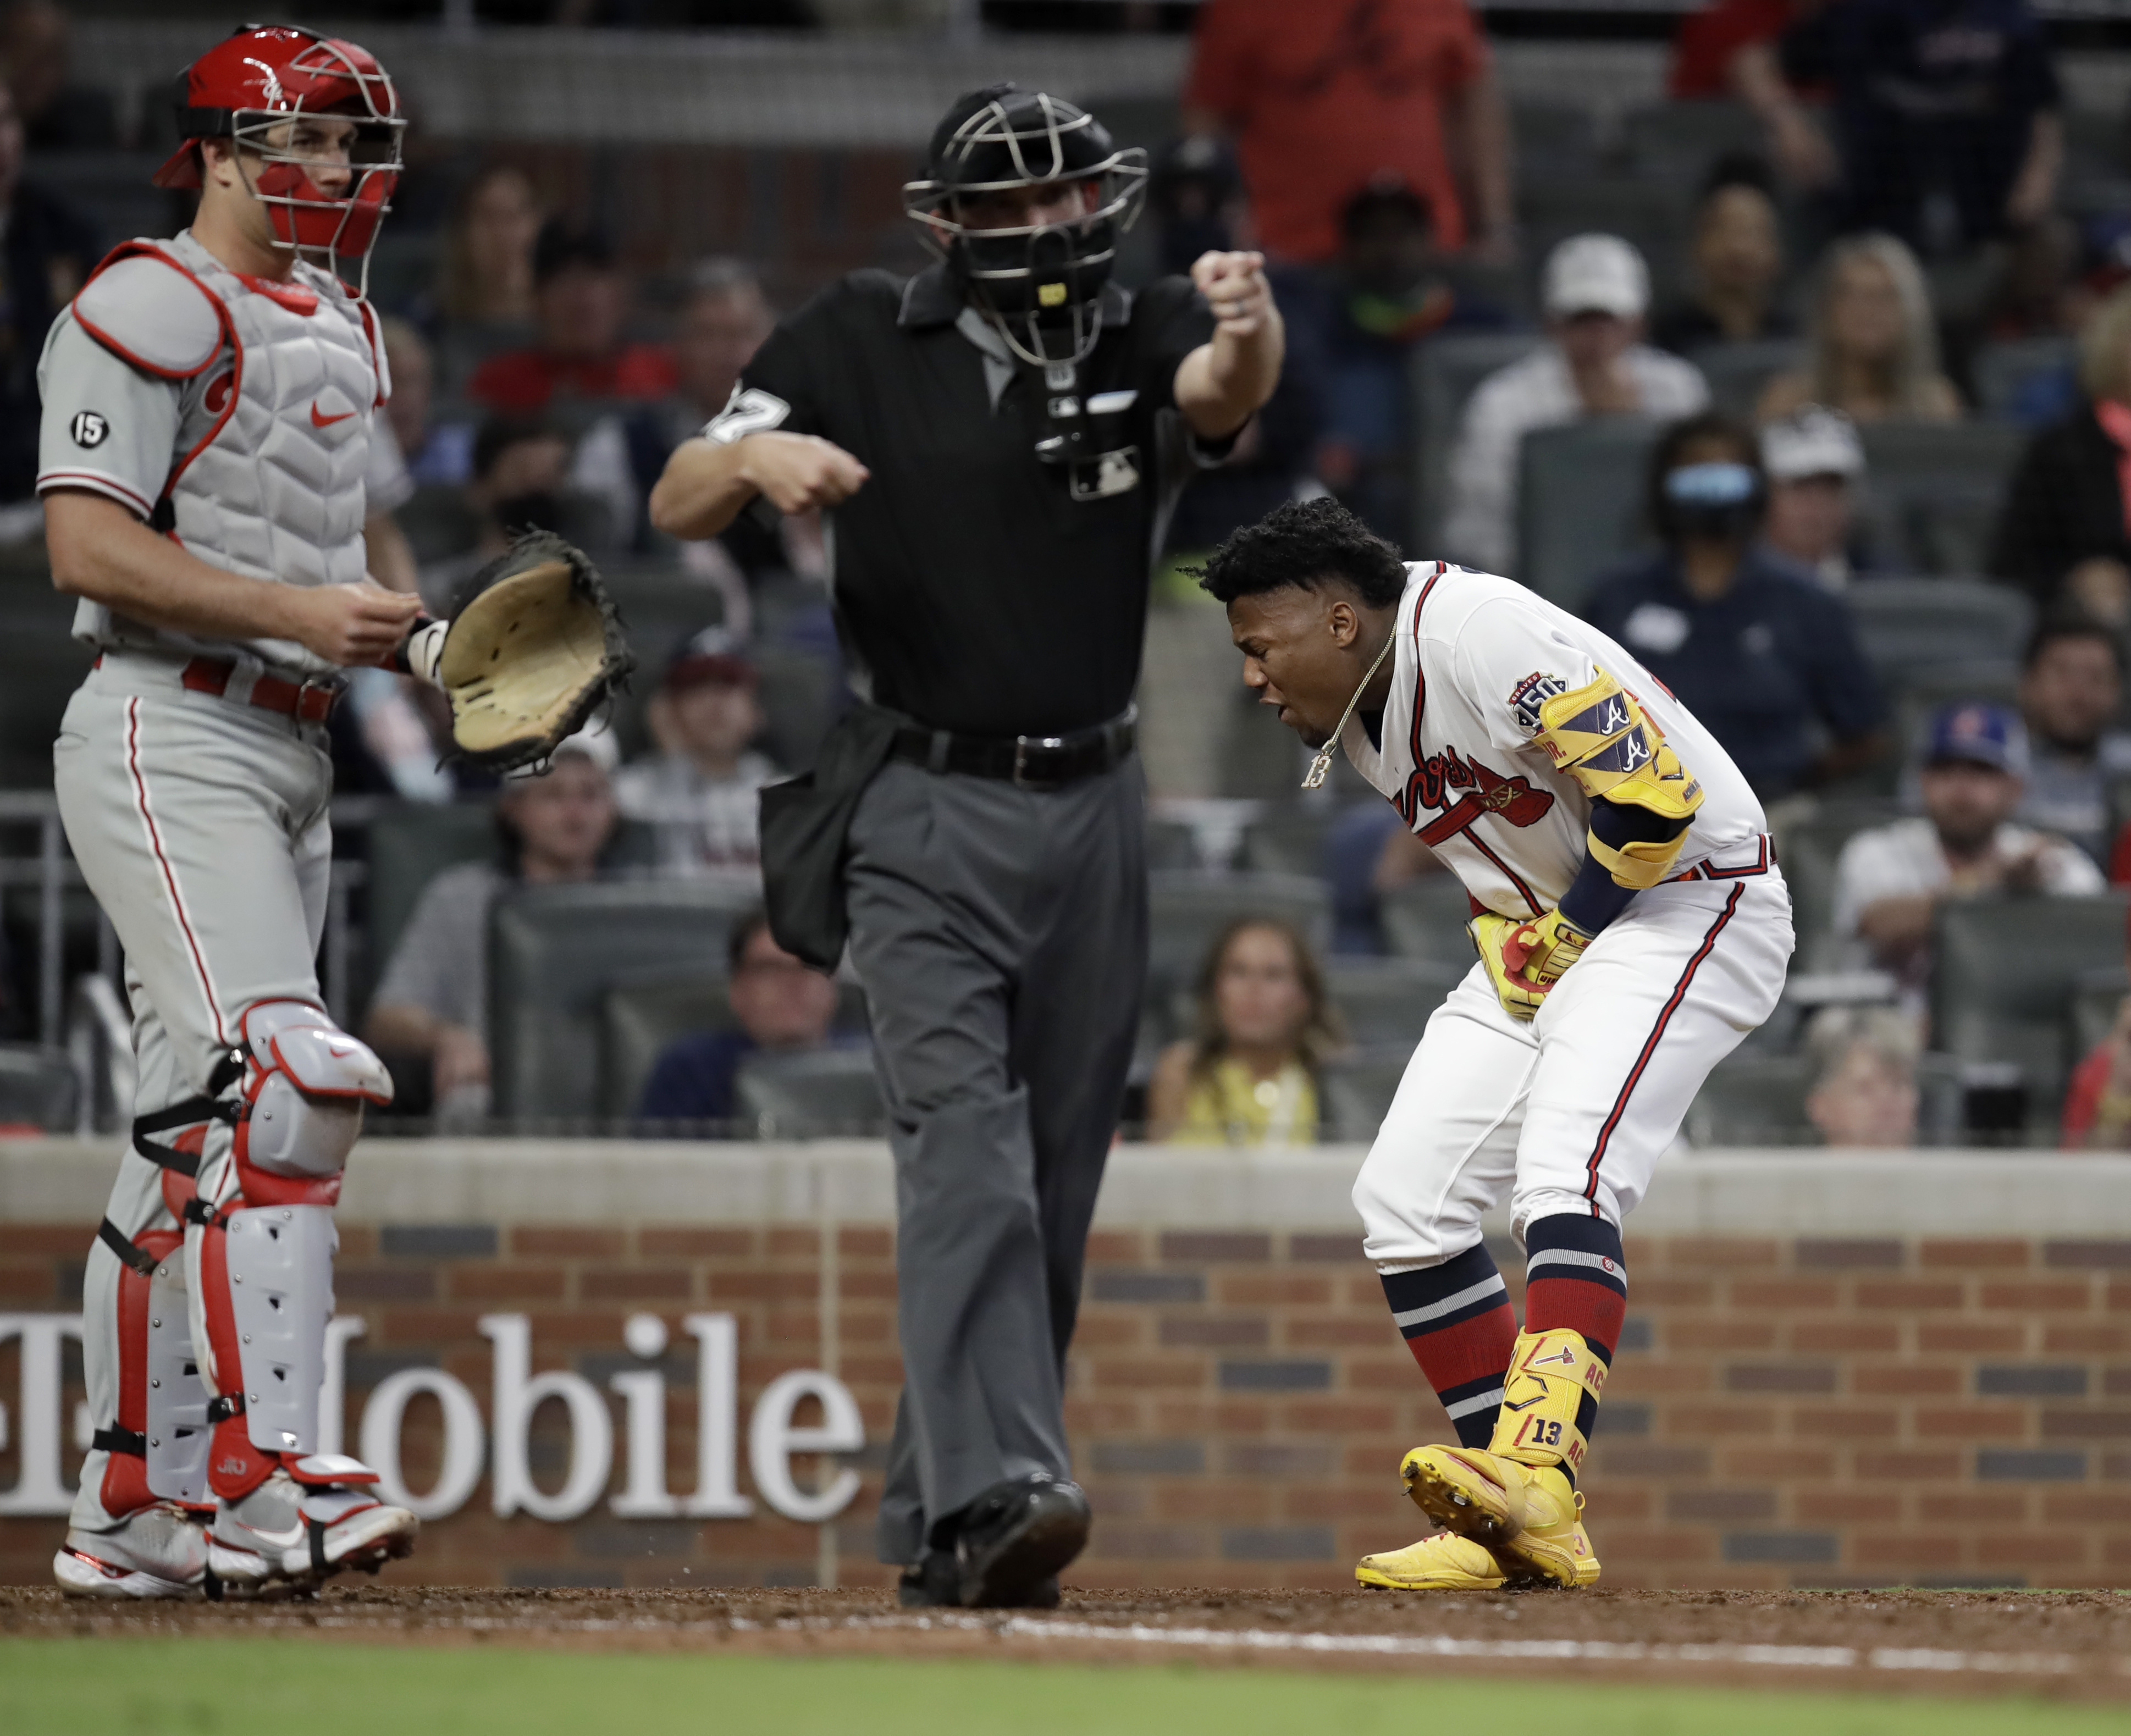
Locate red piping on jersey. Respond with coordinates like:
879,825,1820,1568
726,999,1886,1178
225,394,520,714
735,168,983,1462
1674,834,1772,881
70,242,228,382
356,297,390,408
37,471,152,517
1581,882,1743,1215
1467,833,1545,917
1396,562,1448,825
124,696,227,1048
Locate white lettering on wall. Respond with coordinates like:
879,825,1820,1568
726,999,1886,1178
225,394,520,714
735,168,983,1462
749,1369,864,1524
360,1365,488,1521
0,1314,84,1516
483,1313,615,1521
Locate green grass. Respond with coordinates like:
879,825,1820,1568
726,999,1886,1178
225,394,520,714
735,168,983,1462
2,1638,2125,1736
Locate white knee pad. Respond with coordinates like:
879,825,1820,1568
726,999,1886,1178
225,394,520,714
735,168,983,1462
223,1204,338,1457
235,1001,393,1185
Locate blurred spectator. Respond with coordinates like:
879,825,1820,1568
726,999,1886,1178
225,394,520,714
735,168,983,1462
1781,0,2062,253
1759,403,1878,584
1989,283,2131,623
1324,801,1410,954
0,1,113,152
1833,700,2101,995
1284,175,1505,541
417,415,610,602
1670,0,1839,191
366,734,621,1125
1759,234,1962,423
1149,916,1345,1145
2061,909,2131,1148
667,259,775,440
1652,155,1796,353
613,627,783,881
2016,616,2131,866
1445,235,1709,574
467,222,676,414
0,77,96,504
1583,411,1886,797
1182,0,1512,262
1149,132,1252,277
1803,1004,1919,1147
437,164,543,330
635,908,846,1127
379,316,475,489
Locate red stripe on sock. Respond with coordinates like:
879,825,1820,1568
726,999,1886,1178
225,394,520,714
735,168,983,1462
1404,1299,1519,1391
1523,1276,1625,1360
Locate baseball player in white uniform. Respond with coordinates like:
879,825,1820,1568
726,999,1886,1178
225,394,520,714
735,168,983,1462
1203,498,1792,1591
40,25,425,1598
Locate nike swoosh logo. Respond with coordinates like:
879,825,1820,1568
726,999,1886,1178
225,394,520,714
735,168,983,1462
310,403,355,429
234,1521,307,1548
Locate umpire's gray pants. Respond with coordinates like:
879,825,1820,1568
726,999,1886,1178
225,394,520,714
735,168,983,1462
847,756,1146,1564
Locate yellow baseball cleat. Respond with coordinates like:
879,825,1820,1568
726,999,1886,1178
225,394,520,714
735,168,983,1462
1399,1444,1601,1588
1355,1530,1508,1591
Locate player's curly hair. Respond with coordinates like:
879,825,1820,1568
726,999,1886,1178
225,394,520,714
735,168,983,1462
1195,497,1409,609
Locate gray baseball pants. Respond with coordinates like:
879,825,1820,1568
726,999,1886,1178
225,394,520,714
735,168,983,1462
846,756,1146,1565
54,655,333,1530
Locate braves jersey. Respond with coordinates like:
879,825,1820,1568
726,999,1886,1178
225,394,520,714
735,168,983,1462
1342,563,1769,919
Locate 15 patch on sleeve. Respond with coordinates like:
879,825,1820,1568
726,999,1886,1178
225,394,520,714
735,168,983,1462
70,411,109,448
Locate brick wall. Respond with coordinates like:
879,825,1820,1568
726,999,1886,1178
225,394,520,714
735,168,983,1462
5,1216,2129,1590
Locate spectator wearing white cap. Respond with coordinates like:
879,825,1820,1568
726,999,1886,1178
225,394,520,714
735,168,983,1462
365,728,624,1126
612,627,784,882
1444,234,1709,576
1758,403,1879,589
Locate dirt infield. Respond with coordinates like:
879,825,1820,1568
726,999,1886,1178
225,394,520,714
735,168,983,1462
7,1585,2131,1699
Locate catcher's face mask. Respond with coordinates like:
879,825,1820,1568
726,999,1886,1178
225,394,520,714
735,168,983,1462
156,27,403,288
905,87,1146,369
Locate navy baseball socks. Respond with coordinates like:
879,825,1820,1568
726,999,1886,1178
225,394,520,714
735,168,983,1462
1357,1218,1624,1591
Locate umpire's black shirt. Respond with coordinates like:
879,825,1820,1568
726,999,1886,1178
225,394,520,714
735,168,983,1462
721,264,1218,737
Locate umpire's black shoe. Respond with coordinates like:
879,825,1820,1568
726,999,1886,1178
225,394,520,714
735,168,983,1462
897,1548,957,1608
950,1474,1089,1609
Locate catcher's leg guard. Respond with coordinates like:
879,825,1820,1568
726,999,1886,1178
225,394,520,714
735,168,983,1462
86,1224,205,1518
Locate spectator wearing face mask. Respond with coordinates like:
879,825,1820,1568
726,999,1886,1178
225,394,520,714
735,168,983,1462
417,415,609,603
1582,410,1886,798
1445,236,1708,577
2016,616,2131,867
612,628,785,882
1834,701,2102,997
1758,402,1877,587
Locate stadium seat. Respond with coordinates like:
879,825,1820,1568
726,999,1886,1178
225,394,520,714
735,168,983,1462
488,881,761,1121
0,1041,81,1133
1970,336,2075,422
1682,1052,1816,1147
2070,966,2127,1077
1515,417,1667,605
1930,892,2131,1136
1326,958,1462,1048
1238,806,1332,880
1771,799,1903,974
1855,422,2026,576
1410,332,1542,552
1843,578,2033,687
599,969,870,1120
1619,101,1765,184
1318,1047,1413,1142
733,1046,885,1138
1690,338,1806,421
1147,871,1331,985
1508,98,1599,180
1379,870,1479,969
1517,179,1688,297
362,801,500,1003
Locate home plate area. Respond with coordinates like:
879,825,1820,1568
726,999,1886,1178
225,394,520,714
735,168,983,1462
6,1586,2131,1698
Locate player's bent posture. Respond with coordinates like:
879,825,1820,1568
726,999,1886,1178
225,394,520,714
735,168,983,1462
41,26,424,1598
1203,500,1792,1590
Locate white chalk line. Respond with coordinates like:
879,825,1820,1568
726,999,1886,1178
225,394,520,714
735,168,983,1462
267,1609,2122,1678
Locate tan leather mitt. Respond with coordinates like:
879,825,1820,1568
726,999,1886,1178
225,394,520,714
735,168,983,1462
405,532,633,774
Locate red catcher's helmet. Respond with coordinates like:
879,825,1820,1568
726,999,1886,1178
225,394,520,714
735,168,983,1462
153,25,403,264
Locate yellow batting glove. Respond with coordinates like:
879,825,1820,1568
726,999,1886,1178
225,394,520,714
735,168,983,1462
1470,909,1593,1022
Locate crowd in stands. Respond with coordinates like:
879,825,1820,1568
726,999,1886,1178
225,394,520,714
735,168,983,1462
3,0,2131,1149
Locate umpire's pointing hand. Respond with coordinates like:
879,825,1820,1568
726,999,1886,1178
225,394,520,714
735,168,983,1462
737,432,871,515
1191,250,1272,339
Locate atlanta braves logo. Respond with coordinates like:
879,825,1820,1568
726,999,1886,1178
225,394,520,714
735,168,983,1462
1398,747,1556,845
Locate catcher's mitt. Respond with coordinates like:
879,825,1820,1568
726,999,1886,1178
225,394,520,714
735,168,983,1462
403,532,633,774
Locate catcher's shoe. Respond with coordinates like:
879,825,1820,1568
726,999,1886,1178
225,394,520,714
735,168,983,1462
53,1504,209,1600
1355,1529,1507,1591
209,1459,417,1592
1400,1445,1600,1588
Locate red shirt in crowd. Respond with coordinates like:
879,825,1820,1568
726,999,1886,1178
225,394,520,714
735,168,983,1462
1185,0,1489,261
2061,1041,2112,1147
1668,0,1795,98
468,343,678,415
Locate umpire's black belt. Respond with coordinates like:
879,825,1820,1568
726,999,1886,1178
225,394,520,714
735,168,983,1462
891,709,1135,790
